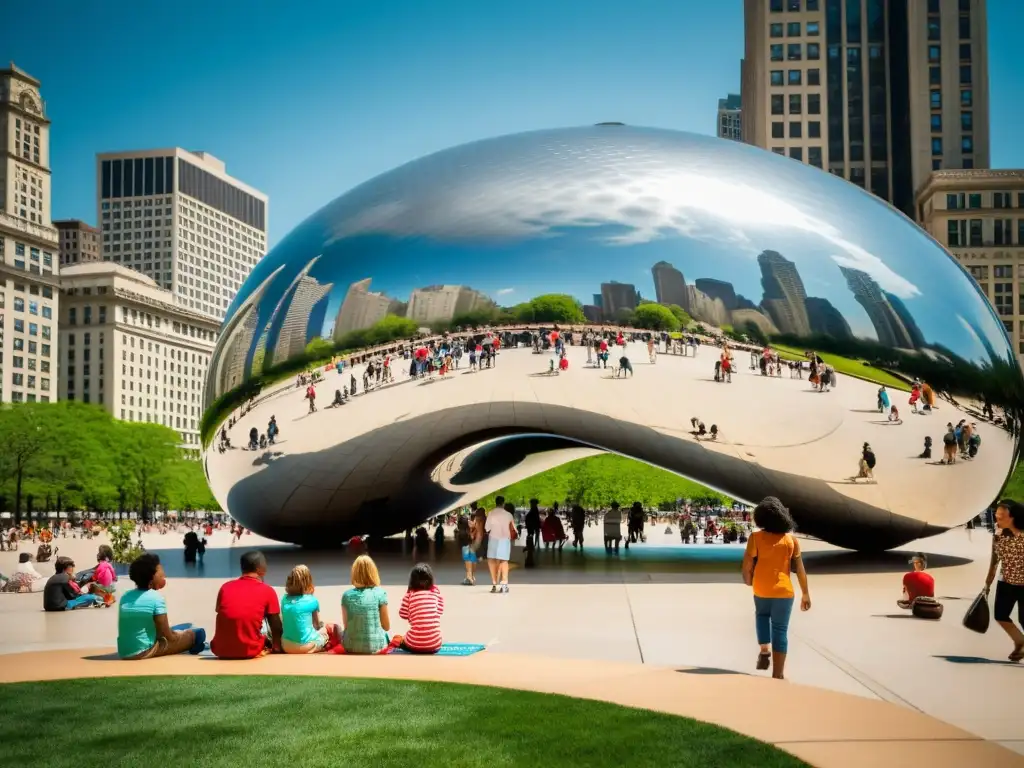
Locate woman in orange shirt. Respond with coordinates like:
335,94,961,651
741,497,812,680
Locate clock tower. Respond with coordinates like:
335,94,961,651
0,62,60,404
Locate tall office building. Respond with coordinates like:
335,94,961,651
0,63,60,404
839,265,916,348
717,93,743,141
95,149,268,323
272,274,333,363
58,262,219,453
333,278,393,340
651,262,689,308
758,249,812,336
600,281,639,318
742,0,989,217
406,285,493,326
55,219,100,265
917,170,1024,366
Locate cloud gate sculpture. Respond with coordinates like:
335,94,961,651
202,125,1022,551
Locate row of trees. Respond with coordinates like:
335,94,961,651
0,402,218,525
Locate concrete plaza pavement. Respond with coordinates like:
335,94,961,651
208,342,1013,541
2,526,1021,761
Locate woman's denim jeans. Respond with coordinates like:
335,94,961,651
753,596,794,653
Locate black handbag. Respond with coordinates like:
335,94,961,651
962,590,990,634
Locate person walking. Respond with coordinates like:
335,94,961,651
484,497,517,593
741,497,811,680
984,500,1024,661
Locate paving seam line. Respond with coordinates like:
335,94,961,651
622,582,645,664
801,637,920,710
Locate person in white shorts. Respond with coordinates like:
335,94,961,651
485,496,517,594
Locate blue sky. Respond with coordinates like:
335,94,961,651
9,0,1024,249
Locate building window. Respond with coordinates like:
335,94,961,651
789,147,803,161
929,66,941,86
788,0,801,10
771,0,783,11
928,45,941,62
772,122,785,139
967,193,982,209
787,22,800,36
771,94,785,115
787,43,802,61
960,43,972,62
995,220,1013,246
807,21,820,36
930,90,941,109
928,20,941,41
771,22,784,38
948,220,966,247
771,70,784,86
806,0,818,8
771,147,785,155
789,94,802,114
788,69,802,85
931,137,943,156
961,89,973,107
771,44,784,61
807,93,821,115
960,65,972,85
807,43,820,60
947,193,965,210
808,68,820,86
808,146,823,168
959,14,971,40
931,114,942,131
961,111,973,131
969,219,983,247
994,192,1011,209
790,121,803,138
807,120,822,139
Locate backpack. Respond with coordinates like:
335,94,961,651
865,452,876,469
943,432,956,446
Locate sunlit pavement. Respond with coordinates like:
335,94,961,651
1,524,1021,757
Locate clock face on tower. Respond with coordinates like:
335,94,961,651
19,90,40,115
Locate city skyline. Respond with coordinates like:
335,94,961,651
4,0,1024,247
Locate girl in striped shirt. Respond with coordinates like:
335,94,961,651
398,564,444,654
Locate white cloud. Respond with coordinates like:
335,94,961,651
495,287,515,296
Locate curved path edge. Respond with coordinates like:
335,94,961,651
1,649,1019,768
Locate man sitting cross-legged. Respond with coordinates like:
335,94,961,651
211,551,284,659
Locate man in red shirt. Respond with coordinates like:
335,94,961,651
211,551,283,659
898,554,935,609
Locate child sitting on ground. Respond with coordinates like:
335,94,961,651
90,545,118,606
281,564,339,653
398,563,444,654
888,405,902,424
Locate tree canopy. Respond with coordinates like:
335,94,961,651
633,303,682,331
0,402,218,524
509,294,586,324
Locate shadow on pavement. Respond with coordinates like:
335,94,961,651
933,655,1024,668
802,550,972,574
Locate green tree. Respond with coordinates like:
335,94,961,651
115,422,182,522
305,337,334,361
521,294,586,324
0,403,49,525
667,304,692,327
614,307,636,327
633,303,681,331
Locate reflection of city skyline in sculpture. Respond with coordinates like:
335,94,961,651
261,256,322,370
333,278,393,340
406,285,494,325
758,250,811,337
600,281,639,318
840,266,918,349
273,274,334,362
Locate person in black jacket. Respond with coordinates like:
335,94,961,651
43,556,102,611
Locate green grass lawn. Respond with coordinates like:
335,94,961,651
0,676,806,768
771,343,911,391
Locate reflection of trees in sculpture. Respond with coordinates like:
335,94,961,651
509,294,587,325
335,314,419,351
633,303,682,331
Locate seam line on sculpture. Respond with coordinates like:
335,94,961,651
622,584,645,665
801,638,921,711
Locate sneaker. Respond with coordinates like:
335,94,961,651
490,585,497,593
501,584,509,594
462,578,473,586
189,628,208,655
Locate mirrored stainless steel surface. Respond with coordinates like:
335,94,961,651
202,125,1022,551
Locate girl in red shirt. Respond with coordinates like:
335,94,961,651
398,564,445,654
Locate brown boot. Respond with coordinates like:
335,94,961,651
771,651,787,679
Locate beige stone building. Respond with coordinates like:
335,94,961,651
58,262,219,453
742,0,989,217
0,63,60,403
55,219,100,265
916,169,1024,363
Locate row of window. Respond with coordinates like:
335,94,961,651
771,146,824,169
9,374,50,390
770,67,822,87
770,42,821,62
11,297,53,318
948,192,1024,210
770,21,819,39
948,219,1024,248
931,136,976,156
770,0,818,12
